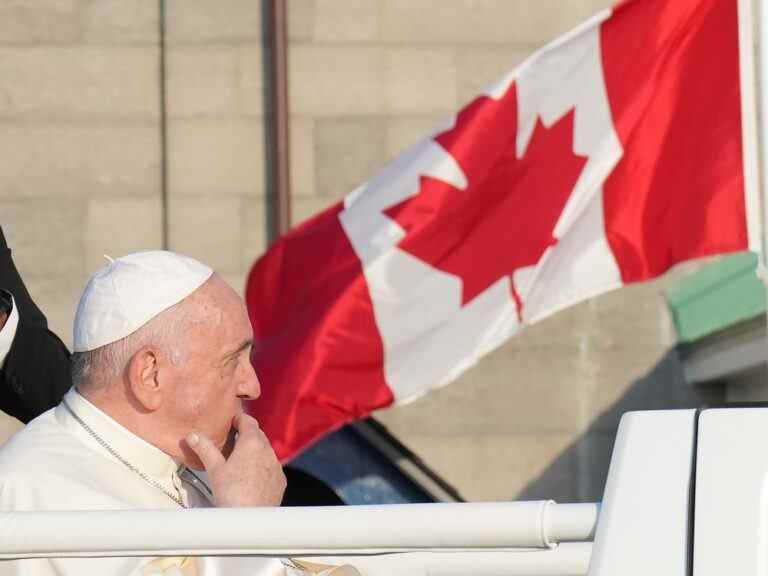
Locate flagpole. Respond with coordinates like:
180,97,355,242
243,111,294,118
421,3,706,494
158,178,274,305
740,0,761,256
755,0,768,385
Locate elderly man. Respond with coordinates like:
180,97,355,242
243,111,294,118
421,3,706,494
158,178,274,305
0,251,333,575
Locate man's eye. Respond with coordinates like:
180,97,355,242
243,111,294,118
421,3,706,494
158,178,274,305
238,350,252,366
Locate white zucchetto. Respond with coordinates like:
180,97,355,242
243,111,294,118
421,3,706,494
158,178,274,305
73,250,213,352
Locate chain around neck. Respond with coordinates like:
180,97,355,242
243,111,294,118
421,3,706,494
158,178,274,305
62,399,187,509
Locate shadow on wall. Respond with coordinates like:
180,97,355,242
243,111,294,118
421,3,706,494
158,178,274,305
516,348,723,503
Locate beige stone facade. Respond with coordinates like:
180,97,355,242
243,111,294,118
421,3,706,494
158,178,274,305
0,0,719,502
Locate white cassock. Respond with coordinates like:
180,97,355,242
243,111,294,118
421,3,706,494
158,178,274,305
0,388,308,576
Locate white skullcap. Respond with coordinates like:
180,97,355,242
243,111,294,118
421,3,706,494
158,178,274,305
73,250,213,352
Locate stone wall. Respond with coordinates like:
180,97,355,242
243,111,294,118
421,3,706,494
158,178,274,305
0,0,268,341
165,0,267,295
0,0,162,341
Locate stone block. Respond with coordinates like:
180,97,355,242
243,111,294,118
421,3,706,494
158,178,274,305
381,0,613,45
0,200,85,280
166,0,261,44
582,347,721,434
587,282,677,351
291,196,337,227
383,0,479,44
167,119,265,196
455,46,531,105
290,45,384,116
168,194,243,273
513,434,581,502
507,282,668,363
290,117,315,196
23,272,86,349
312,0,379,42
0,0,79,44
85,196,163,273
513,296,594,353
167,46,240,118
81,0,158,44
586,352,664,423
0,47,157,118
315,117,386,198
516,279,674,360
239,43,265,117
376,336,589,436
384,48,457,114
242,196,267,270
384,115,444,159
397,433,577,502
287,0,314,41
0,122,160,198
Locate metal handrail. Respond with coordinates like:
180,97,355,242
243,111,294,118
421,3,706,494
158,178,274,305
0,501,599,559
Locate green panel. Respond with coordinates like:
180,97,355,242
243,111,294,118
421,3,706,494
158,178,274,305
667,252,766,344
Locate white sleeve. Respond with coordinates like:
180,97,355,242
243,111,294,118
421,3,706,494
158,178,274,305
0,293,18,369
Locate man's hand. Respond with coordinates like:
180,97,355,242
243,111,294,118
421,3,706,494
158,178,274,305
185,413,286,507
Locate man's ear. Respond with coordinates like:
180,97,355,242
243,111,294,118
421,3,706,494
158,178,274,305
126,348,163,412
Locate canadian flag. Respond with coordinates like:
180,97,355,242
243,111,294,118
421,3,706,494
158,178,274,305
247,0,756,460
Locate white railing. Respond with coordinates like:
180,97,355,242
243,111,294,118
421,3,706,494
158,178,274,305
0,501,599,575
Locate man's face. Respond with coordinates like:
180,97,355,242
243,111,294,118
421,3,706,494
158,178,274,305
162,277,260,467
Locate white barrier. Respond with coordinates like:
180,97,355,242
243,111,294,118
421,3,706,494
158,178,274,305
308,544,593,576
0,502,599,559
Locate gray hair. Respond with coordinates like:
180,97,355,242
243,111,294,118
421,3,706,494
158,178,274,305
71,303,194,390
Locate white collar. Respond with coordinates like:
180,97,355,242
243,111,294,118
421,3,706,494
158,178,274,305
55,388,179,480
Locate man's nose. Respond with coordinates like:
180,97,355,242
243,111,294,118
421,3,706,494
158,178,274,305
237,363,261,400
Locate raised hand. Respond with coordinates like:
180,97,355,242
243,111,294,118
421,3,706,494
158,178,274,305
185,412,286,507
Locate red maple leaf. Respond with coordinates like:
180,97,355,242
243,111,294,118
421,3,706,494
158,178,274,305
384,84,587,313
